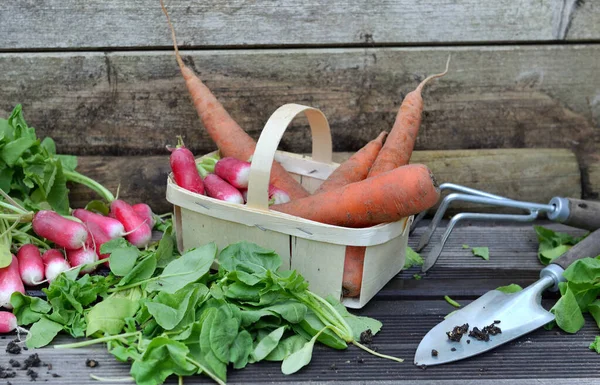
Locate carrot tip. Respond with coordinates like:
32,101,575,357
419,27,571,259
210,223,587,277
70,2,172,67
416,54,451,93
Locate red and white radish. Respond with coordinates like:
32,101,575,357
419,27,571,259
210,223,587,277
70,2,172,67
132,203,156,229
32,210,88,250
73,208,125,239
0,311,17,334
214,157,251,189
41,249,71,283
169,141,205,195
83,221,113,264
204,174,244,204
16,244,44,286
110,200,152,248
0,255,25,309
268,185,291,205
66,248,98,274
240,185,290,205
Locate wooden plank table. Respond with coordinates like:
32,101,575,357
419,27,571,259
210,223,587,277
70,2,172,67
1,219,597,384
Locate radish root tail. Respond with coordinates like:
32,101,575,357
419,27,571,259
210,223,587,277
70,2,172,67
160,0,185,70
416,54,451,93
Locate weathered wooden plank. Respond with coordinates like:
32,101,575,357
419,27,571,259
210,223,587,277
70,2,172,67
68,148,582,215
2,298,599,384
1,0,598,50
1,46,598,196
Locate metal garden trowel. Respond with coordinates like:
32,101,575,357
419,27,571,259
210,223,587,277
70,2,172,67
414,227,600,367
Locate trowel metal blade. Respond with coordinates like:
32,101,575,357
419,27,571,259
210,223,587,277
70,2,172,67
414,280,555,367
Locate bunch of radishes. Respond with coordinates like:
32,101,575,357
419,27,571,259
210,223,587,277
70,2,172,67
170,143,290,205
0,200,155,311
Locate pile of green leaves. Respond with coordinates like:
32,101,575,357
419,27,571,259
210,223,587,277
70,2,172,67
0,105,116,267
531,226,600,352
11,233,396,385
1,104,77,214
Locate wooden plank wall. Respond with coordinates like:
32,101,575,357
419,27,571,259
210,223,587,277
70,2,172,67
1,0,599,213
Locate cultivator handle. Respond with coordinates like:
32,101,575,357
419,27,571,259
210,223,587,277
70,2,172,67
548,197,600,232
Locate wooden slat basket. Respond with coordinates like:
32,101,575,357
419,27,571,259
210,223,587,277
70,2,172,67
166,103,412,308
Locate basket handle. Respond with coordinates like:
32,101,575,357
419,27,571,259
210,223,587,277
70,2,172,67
246,103,333,211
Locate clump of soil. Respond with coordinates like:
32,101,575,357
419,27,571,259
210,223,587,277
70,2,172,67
469,321,502,341
5,341,21,355
26,368,38,381
23,354,41,370
431,349,438,357
446,323,469,342
469,327,490,342
8,360,19,369
85,359,99,368
360,329,373,345
0,366,16,379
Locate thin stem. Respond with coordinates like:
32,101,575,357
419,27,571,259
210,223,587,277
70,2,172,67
196,164,209,178
0,201,28,215
185,357,226,385
109,276,160,293
0,213,33,222
0,188,27,212
351,340,404,363
89,374,135,382
178,375,183,385
0,219,21,239
54,332,140,349
307,291,353,338
12,231,50,249
64,170,115,202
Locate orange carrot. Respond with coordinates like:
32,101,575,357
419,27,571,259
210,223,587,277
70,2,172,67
271,164,439,228
313,131,388,195
341,58,450,297
274,164,439,297
160,1,310,200
342,246,366,297
367,57,450,177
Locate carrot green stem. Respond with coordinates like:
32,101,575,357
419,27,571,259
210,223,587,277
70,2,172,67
64,170,115,202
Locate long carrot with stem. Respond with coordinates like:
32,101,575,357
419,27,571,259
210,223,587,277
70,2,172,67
159,0,310,199
342,59,450,297
368,56,451,177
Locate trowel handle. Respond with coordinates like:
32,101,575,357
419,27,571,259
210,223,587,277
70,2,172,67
548,197,600,231
553,228,600,270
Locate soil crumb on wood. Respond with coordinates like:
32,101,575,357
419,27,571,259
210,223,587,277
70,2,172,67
8,361,19,369
26,368,38,381
431,349,438,357
0,367,16,379
360,329,373,345
23,354,41,370
6,341,21,355
85,359,99,368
